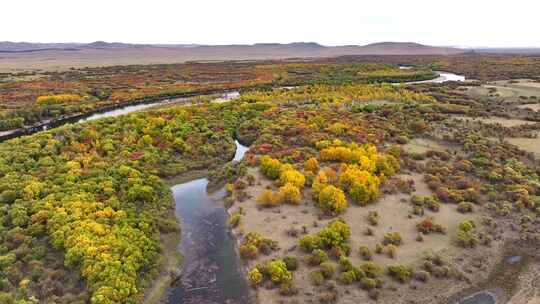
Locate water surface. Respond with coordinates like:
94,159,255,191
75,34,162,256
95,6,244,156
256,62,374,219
167,141,249,304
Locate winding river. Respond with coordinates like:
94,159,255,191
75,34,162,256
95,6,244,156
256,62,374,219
0,71,472,302
166,140,249,304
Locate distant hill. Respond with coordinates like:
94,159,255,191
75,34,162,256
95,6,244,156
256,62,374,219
0,40,464,54
0,41,466,72
474,47,540,54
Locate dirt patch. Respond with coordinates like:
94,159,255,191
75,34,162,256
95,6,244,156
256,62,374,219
229,168,478,304
517,104,540,111
403,138,452,154
451,115,536,127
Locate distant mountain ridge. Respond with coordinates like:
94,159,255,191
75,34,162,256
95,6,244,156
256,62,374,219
0,41,468,72
0,41,464,55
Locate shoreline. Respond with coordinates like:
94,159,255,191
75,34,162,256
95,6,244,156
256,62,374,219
143,141,241,303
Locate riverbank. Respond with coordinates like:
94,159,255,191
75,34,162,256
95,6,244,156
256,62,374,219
0,88,240,142
0,69,464,143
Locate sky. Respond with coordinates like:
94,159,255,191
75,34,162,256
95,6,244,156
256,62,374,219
3,0,539,47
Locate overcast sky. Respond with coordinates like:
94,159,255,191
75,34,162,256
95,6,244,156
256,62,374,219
3,0,539,47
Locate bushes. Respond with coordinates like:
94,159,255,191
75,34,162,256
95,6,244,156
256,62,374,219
318,185,348,214
304,157,319,174
359,245,372,260
299,220,351,255
249,259,294,287
228,212,242,228
360,277,377,290
413,270,430,282
387,265,412,283
309,249,329,266
411,195,440,212
268,260,293,283
277,167,305,189
340,270,358,284
339,256,354,272
248,268,263,286
386,244,397,259
299,235,320,252
319,262,335,279
35,94,82,105
259,156,282,179
277,184,302,205
240,232,277,259
283,256,299,271
367,211,379,226
339,164,381,206
382,232,403,246
318,220,351,252
457,201,474,213
416,218,446,235
257,189,279,207
257,184,302,206
309,270,325,285
456,220,477,248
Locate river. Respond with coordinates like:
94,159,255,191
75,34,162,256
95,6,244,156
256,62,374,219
0,71,466,142
166,140,250,304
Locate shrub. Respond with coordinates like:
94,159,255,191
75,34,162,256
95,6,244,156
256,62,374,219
320,262,335,279
388,265,412,283
283,256,299,271
382,232,402,246
240,244,258,259
339,256,354,272
309,270,325,285
359,245,372,260
411,195,440,212
277,168,306,189
259,156,282,179
339,164,381,206
387,244,397,259
267,260,293,283
457,201,474,213
276,184,302,205
304,157,320,174
367,211,379,226
299,220,351,254
318,185,348,214
359,262,383,278
311,170,328,200
413,270,430,282
432,266,451,278
318,220,351,250
36,94,82,105
457,220,477,247
279,281,299,296
299,235,321,253
360,277,377,290
340,270,357,284
375,243,384,254
240,232,277,259
416,217,446,234
309,249,329,266
228,212,241,228
257,189,278,207
225,183,235,195
248,267,263,286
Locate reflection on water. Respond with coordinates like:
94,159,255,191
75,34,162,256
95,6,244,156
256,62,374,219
78,91,240,123
458,291,496,304
167,141,249,304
